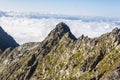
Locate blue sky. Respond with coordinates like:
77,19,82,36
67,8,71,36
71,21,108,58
0,0,120,17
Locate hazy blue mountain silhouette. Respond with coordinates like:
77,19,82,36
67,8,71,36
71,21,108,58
0,26,19,51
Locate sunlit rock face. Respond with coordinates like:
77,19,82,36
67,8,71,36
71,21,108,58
0,22,120,80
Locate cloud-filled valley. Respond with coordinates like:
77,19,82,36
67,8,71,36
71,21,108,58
0,11,120,44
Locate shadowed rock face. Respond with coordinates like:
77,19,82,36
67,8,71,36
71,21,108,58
0,26,19,51
0,22,120,80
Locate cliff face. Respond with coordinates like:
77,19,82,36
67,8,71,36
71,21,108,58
0,22,120,80
0,26,19,51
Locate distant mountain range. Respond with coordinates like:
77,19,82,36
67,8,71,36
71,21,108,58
0,22,120,80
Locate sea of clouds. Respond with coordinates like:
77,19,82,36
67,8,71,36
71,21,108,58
0,11,120,44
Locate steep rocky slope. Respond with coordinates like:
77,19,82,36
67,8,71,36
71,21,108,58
0,26,19,51
0,22,120,80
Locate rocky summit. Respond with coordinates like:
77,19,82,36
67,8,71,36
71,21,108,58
0,22,120,80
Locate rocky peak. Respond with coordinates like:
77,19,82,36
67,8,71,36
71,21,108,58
44,22,77,42
42,22,77,48
39,22,77,56
109,27,120,45
56,22,71,33
112,27,120,34
0,26,19,51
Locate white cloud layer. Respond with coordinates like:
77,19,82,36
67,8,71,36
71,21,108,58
0,11,120,44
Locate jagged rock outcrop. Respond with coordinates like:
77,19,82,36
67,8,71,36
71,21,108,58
0,22,120,80
105,65,120,80
0,26,19,51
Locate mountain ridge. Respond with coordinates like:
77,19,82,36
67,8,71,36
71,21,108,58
0,22,120,80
